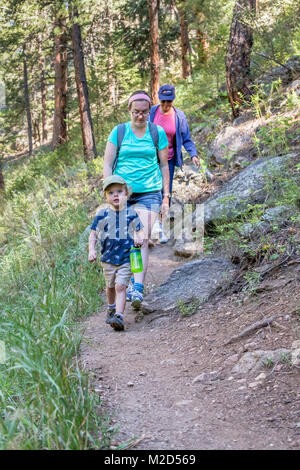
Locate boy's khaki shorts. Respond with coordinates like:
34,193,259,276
101,262,132,288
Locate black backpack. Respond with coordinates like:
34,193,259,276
112,121,159,173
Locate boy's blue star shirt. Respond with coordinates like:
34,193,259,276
91,205,143,265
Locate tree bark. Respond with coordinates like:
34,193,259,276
195,9,209,65
196,28,209,64
71,9,97,160
225,0,256,118
148,0,160,104
106,2,118,111
178,1,191,79
23,46,33,155
52,15,67,150
38,35,47,143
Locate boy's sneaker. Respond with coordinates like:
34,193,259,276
131,290,144,310
126,282,134,302
106,306,116,324
110,313,124,331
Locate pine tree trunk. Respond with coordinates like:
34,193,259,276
23,47,33,155
38,36,47,142
178,1,191,79
148,0,160,104
106,3,117,111
195,10,209,65
225,0,256,118
196,27,209,64
71,11,97,160
52,16,67,149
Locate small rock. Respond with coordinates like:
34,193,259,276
255,372,267,381
127,382,134,387
248,381,260,388
192,370,219,384
176,400,193,406
243,342,258,352
139,371,146,376
237,378,247,383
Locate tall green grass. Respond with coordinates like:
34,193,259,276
0,144,109,449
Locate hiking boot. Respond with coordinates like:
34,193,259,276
106,305,116,324
126,282,134,302
131,290,144,310
110,313,124,331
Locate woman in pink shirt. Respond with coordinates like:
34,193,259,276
149,84,201,242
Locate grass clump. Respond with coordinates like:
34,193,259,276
0,146,110,449
177,297,202,317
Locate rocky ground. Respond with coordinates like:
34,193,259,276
79,241,300,450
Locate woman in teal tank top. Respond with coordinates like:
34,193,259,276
103,90,170,309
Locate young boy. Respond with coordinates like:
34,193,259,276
88,175,144,331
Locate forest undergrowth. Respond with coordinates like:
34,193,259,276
0,76,299,449
0,144,111,449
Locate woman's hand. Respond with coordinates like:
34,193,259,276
160,196,169,217
192,156,201,168
134,230,144,247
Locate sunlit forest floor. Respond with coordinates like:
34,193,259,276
1,78,300,448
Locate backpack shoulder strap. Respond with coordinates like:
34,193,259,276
148,121,160,163
148,121,159,150
112,123,126,173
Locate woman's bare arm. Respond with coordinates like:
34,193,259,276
103,141,117,178
158,146,170,215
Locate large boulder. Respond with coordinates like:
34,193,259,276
202,152,300,227
232,349,291,374
208,118,260,167
142,258,236,314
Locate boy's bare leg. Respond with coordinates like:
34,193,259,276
115,283,126,314
106,286,116,305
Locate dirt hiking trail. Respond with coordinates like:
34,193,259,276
80,242,300,450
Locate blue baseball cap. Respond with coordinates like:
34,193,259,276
158,84,175,101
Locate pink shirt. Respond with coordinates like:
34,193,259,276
153,106,176,160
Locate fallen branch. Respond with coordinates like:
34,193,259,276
256,253,293,278
224,314,280,345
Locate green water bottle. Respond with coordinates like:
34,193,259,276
130,247,143,273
